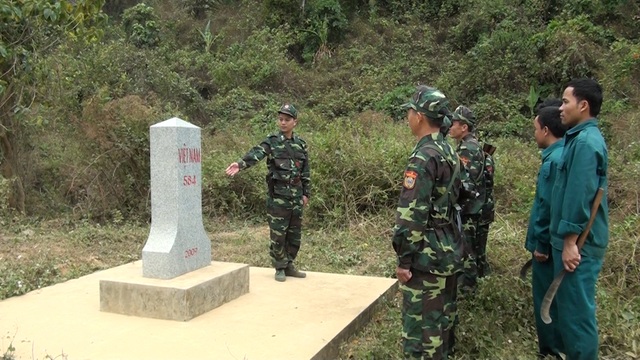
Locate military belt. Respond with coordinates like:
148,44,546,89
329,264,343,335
275,177,301,185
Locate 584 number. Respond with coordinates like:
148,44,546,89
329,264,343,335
183,175,197,186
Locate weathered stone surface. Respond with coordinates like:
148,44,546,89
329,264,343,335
100,261,249,321
142,117,211,279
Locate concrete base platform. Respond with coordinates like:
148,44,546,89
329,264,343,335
0,262,398,360
100,262,249,321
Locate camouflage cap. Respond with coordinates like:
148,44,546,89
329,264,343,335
402,85,449,121
452,105,476,127
278,103,298,118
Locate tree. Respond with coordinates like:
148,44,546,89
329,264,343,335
0,0,105,212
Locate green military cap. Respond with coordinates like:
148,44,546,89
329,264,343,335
278,103,298,118
452,105,476,127
402,85,449,121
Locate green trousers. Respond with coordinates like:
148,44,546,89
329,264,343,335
400,270,457,360
267,196,303,269
475,221,491,277
531,252,563,358
552,248,603,360
458,214,481,293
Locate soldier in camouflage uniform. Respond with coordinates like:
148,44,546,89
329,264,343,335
225,104,311,282
392,86,465,359
476,142,495,278
448,105,486,294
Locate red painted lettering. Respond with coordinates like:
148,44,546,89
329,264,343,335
183,175,197,186
178,147,201,164
184,247,198,259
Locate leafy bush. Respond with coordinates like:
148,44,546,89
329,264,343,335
534,15,613,88
374,85,414,121
65,92,158,220
439,19,542,104
202,111,410,227
201,130,268,219
300,0,348,62
210,27,300,92
122,3,161,47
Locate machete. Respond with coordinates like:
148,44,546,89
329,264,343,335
540,187,604,324
519,258,533,280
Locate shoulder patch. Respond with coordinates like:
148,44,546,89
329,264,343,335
403,170,418,190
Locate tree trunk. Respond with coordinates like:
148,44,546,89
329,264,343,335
0,83,26,213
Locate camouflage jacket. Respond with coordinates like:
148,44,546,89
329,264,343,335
392,132,464,276
457,133,486,215
238,132,310,199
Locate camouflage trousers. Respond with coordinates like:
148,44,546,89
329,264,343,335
475,221,491,278
267,196,303,269
458,214,481,294
400,270,458,360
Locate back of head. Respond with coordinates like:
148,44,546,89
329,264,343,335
403,85,450,126
566,78,603,117
537,106,567,138
535,98,563,115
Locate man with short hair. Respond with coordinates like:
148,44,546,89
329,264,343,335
448,105,486,294
550,78,609,359
526,99,567,359
392,85,464,359
226,104,311,282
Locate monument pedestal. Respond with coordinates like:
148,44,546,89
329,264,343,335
99,261,249,321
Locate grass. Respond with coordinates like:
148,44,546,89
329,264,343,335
1,120,639,360
1,208,637,359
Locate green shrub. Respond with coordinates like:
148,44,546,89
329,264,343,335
263,0,305,29
202,130,268,220
375,85,414,121
301,0,348,60
202,111,410,227
600,40,640,104
210,27,300,92
438,19,542,103
534,15,613,88
122,3,161,47
489,137,539,216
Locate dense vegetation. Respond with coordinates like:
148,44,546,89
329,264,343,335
1,0,639,359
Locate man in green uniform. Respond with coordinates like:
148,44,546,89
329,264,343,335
225,104,311,282
550,78,608,359
392,85,464,359
525,99,566,359
448,105,485,294
476,142,495,278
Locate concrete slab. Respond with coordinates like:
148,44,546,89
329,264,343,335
0,262,397,360
100,262,250,321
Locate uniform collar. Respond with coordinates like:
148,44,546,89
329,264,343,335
541,138,563,161
414,132,441,151
462,133,476,142
566,118,598,138
279,131,295,140
416,132,442,145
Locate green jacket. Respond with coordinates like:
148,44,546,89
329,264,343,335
238,131,311,199
457,133,485,215
525,139,564,254
392,132,464,276
550,119,608,258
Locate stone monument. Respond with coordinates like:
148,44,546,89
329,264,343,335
142,117,211,279
99,117,249,321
